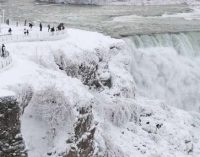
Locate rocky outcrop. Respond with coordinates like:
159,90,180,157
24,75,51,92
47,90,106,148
65,106,97,157
0,96,27,157
54,51,112,90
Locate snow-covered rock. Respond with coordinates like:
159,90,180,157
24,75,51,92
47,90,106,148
0,96,27,157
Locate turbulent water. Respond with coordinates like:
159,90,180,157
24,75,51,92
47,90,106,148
125,32,200,111
128,32,200,56
0,0,200,111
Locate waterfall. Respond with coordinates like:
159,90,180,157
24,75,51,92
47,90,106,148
127,32,200,56
125,32,200,112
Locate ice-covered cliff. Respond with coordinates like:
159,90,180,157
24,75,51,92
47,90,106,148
0,25,200,157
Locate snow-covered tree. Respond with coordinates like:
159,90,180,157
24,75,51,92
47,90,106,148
30,86,74,139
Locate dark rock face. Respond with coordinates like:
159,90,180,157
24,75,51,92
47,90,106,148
0,96,27,157
55,53,112,90
65,106,97,157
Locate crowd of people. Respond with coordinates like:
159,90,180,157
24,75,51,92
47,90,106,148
24,20,66,35
4,19,66,36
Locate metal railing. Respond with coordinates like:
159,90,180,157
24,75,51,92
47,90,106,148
0,55,12,69
0,28,67,70
0,30,67,43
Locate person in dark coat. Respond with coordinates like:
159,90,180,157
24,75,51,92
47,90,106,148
29,23,33,29
24,28,27,35
8,28,12,34
2,44,5,57
39,23,42,31
47,24,50,32
24,20,27,26
51,27,55,35
26,30,29,36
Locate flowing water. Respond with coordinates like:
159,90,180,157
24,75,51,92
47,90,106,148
125,32,200,111
127,32,200,56
1,0,200,37
1,0,200,111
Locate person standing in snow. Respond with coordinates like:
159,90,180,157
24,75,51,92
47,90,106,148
62,25,65,30
39,23,42,31
8,28,12,35
1,44,5,57
24,20,27,26
29,23,33,29
24,28,27,36
26,30,29,36
51,27,55,35
48,24,50,32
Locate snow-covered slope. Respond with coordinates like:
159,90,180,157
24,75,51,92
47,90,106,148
0,27,200,157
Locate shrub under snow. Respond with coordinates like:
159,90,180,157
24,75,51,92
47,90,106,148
29,86,74,139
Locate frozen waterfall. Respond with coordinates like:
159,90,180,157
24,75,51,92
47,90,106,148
125,32,200,112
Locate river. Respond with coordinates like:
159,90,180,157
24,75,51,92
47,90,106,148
1,0,200,37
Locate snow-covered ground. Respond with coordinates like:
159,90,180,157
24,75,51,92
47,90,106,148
0,24,200,157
